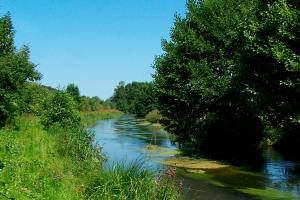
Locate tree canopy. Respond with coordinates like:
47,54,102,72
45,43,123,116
153,0,300,157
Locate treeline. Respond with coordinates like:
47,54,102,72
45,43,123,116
110,81,157,117
153,0,300,159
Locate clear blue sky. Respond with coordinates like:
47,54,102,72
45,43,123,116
0,0,186,99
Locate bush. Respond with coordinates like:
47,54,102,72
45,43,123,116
40,91,80,128
145,109,162,123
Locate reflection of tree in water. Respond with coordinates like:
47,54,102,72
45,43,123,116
112,115,171,147
263,148,300,192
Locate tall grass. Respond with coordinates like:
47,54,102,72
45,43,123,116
85,160,180,200
0,116,82,199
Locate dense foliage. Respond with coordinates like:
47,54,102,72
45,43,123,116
111,81,157,117
18,83,55,115
66,83,81,103
40,91,81,128
0,14,41,127
154,0,300,156
80,96,105,111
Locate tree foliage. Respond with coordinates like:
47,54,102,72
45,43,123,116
0,14,41,127
154,0,300,156
79,96,104,111
111,81,157,117
66,83,81,103
18,83,55,115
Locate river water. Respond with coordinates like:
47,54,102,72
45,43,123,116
92,115,300,200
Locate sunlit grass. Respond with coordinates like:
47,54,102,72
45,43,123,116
85,161,180,200
0,116,82,199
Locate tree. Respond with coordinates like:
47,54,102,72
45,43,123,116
0,14,41,127
153,0,299,157
66,83,81,103
79,96,104,111
111,81,157,117
247,0,300,151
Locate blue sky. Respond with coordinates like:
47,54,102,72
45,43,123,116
0,0,186,99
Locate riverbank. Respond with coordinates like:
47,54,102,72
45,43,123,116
0,112,181,200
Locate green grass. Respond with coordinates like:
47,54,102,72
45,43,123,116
85,161,180,200
0,112,180,200
0,116,82,199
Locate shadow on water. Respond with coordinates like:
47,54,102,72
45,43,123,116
177,147,300,200
93,115,300,200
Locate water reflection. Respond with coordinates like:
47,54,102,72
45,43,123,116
263,148,300,194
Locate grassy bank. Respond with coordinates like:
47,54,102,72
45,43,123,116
0,116,83,199
0,111,180,200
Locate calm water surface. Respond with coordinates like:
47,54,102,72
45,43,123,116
93,115,300,200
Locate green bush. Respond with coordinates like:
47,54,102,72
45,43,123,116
40,91,81,128
145,109,162,123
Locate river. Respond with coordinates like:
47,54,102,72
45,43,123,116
92,115,300,200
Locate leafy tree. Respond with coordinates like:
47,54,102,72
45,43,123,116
153,0,299,157
247,0,300,151
0,14,41,127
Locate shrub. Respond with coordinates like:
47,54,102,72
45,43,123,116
145,109,162,123
40,91,80,128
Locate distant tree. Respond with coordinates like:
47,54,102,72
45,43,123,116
111,81,157,117
66,83,81,103
79,96,104,111
0,14,41,127
111,81,128,112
